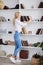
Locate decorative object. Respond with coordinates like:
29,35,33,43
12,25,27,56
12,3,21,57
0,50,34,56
22,41,29,46
20,16,30,22
20,50,29,59
28,31,32,34
22,27,27,34
33,42,43,49
20,41,29,59
36,28,42,35
8,31,12,34
38,2,43,8
0,39,8,45
40,16,43,21
0,16,6,22
5,40,14,45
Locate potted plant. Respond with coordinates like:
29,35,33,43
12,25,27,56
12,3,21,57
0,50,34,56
41,56,43,65
39,42,43,65
39,42,43,50
31,42,43,65
31,53,41,65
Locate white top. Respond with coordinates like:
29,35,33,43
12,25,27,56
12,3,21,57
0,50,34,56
14,19,27,32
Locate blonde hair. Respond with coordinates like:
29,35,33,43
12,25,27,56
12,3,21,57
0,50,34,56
13,12,20,25
0,0,4,9
14,12,20,19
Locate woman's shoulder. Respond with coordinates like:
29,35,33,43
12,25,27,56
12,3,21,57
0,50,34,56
15,19,20,22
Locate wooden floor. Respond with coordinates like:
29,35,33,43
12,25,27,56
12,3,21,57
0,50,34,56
0,57,31,65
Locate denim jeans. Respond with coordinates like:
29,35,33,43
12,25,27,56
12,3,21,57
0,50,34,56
14,31,22,56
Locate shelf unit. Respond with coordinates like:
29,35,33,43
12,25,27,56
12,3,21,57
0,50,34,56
0,0,43,60
0,11,43,41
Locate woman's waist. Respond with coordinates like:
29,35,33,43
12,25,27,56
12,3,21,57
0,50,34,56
15,29,21,33
14,30,21,34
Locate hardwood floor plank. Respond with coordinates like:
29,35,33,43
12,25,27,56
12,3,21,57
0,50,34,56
0,57,31,65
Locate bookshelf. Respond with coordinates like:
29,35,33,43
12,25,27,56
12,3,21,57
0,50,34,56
0,0,43,60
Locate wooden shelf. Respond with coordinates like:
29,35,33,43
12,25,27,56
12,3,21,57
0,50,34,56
22,46,41,50
0,32,43,35
21,34,43,36
19,8,43,11
0,45,41,49
1,21,42,23
0,8,43,11
0,9,19,11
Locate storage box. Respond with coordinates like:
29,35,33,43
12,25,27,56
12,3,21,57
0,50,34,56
20,50,29,59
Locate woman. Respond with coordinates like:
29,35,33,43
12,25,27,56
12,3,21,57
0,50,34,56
9,12,30,63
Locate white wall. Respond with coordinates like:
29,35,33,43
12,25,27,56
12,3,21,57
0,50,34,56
3,0,19,8
20,0,43,9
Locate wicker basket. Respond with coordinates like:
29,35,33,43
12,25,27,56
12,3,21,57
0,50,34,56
31,57,41,65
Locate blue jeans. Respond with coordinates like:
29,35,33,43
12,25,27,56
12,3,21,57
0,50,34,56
14,31,22,56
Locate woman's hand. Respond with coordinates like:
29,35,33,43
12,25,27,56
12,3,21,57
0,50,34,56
26,16,32,24
29,16,32,22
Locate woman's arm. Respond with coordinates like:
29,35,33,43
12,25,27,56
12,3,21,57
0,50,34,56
23,16,32,24
28,16,32,22
13,18,15,25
